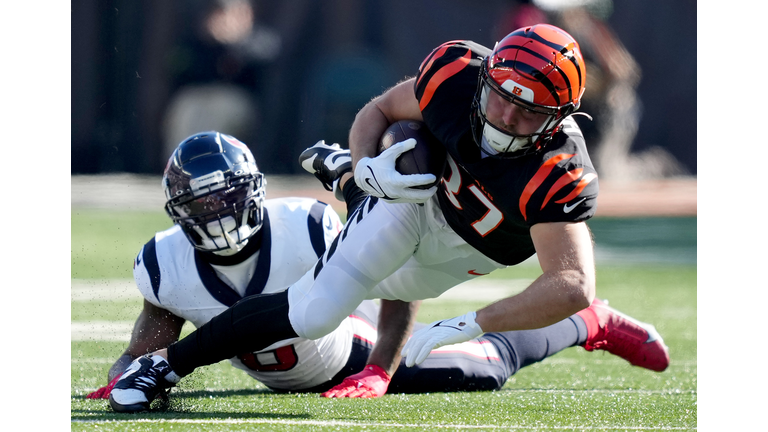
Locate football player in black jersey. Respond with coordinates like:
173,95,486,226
349,25,601,367
109,24,669,410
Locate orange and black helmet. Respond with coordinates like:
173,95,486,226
471,24,587,157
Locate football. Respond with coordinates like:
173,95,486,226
377,120,447,189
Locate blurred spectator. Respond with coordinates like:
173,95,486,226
72,1,695,177
497,0,687,181
162,0,281,160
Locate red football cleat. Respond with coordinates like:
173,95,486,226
576,298,670,372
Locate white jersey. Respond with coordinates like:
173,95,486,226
132,197,372,390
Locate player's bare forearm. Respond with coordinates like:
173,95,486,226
107,299,185,381
349,101,392,166
367,299,422,376
349,77,423,168
476,221,595,333
475,269,593,332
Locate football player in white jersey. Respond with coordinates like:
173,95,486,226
93,131,602,408
87,130,366,397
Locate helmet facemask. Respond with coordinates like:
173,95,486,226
166,170,265,256
471,62,570,158
470,24,586,158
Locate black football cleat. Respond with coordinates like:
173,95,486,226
299,140,352,201
108,354,181,413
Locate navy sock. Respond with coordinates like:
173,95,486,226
484,314,588,377
342,180,367,216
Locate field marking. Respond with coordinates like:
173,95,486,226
71,280,141,301
71,278,532,303
70,354,697,368
71,321,133,341
71,387,696,395
71,418,695,430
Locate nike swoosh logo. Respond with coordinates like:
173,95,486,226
300,154,318,172
563,197,587,214
433,320,463,331
326,152,350,170
365,178,383,195
468,269,488,276
365,167,393,200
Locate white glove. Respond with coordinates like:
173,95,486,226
354,138,438,203
401,311,484,367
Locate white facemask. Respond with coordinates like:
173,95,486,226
194,215,254,255
481,122,533,154
477,81,552,155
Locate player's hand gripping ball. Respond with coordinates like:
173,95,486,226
377,120,447,188
354,120,447,203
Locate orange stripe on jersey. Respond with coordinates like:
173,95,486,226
519,153,575,221
417,40,463,88
419,50,472,111
555,172,597,204
540,168,583,210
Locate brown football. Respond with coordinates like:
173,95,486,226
377,120,447,189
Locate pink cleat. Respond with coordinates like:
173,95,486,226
576,298,670,372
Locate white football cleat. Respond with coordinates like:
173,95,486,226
109,354,181,413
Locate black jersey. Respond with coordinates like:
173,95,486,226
414,40,599,265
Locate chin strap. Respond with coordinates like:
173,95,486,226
571,112,593,121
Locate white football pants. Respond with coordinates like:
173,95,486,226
287,195,508,340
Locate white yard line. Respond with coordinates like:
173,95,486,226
71,280,142,301
70,353,697,369
71,418,695,430
70,278,531,303
70,278,528,342
71,321,134,342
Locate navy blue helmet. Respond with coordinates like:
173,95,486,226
162,131,265,255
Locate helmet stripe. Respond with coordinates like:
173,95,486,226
527,27,585,93
419,49,472,111
494,40,584,107
494,45,563,106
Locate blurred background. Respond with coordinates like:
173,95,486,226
71,0,696,182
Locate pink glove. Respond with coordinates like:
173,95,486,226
86,375,121,399
321,365,391,398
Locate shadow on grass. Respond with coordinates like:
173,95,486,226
71,410,312,421
71,388,323,420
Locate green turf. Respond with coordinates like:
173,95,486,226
71,209,696,431
71,209,173,280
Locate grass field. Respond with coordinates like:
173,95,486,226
71,209,697,431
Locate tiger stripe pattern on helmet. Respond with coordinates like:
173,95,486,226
487,24,586,110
